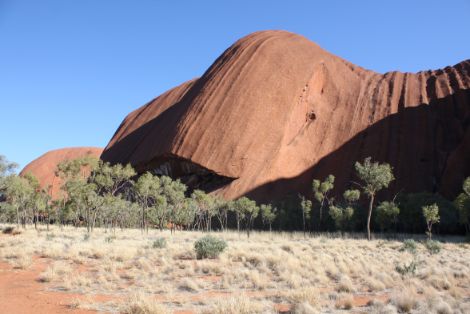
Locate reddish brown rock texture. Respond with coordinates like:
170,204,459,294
20,147,103,199
101,30,470,201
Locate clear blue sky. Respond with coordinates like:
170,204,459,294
1,0,469,170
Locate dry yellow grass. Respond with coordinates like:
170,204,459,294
0,224,469,313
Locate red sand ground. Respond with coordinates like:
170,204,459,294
0,259,96,314
0,255,392,313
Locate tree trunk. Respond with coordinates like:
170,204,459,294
302,209,306,238
34,209,37,230
319,199,323,231
86,211,90,233
366,194,375,240
246,220,250,238
141,206,145,234
91,210,97,233
224,212,228,231
236,212,240,234
16,205,20,228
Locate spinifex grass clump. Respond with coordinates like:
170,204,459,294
400,239,418,254
152,237,167,249
424,240,441,254
194,235,227,259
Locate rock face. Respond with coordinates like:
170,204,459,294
20,147,103,199
102,30,470,201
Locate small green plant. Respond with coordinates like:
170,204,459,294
194,235,227,259
424,240,441,254
422,203,440,240
83,234,90,241
400,239,417,254
152,237,167,249
395,260,418,276
105,236,116,243
46,233,55,241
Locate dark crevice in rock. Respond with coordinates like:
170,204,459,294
142,154,236,193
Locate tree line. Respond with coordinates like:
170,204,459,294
1,154,469,239
0,155,275,237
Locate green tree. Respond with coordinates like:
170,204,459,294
0,155,18,177
214,197,229,231
260,204,277,232
343,189,360,203
354,157,394,240
328,189,358,232
3,175,35,227
242,199,259,238
172,198,197,231
397,192,457,234
56,156,101,229
422,203,439,240
148,194,168,231
25,174,50,230
231,197,258,237
134,172,161,233
312,175,334,229
454,177,470,233
162,177,188,233
191,189,215,232
328,204,354,231
299,195,312,237
0,155,17,174
0,155,18,188
93,161,136,196
375,201,400,232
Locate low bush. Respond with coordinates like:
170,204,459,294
2,226,15,234
395,260,418,276
152,237,167,249
194,235,227,259
399,239,417,254
121,292,170,314
105,236,116,243
425,240,441,254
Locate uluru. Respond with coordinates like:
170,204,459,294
101,30,470,202
20,147,103,199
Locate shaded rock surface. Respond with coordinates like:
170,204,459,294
101,30,470,201
20,147,103,199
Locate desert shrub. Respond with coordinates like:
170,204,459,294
83,234,90,241
391,290,418,313
336,276,355,292
287,287,319,307
399,239,417,254
152,237,167,249
194,235,227,259
121,292,170,314
292,301,317,314
208,295,269,314
105,236,116,243
395,260,418,276
334,294,354,310
2,226,14,234
46,233,55,241
424,240,441,254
